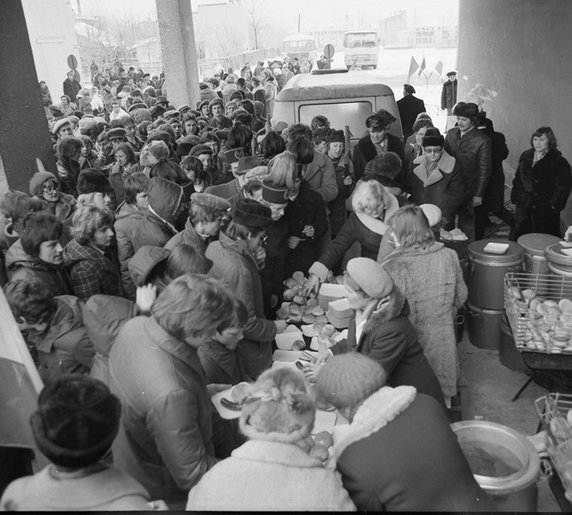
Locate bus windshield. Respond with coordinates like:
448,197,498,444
344,33,378,49
283,39,316,52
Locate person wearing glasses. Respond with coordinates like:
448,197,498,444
206,198,287,380
29,170,76,224
405,127,464,230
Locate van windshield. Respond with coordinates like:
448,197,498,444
344,33,377,48
283,40,316,52
299,102,372,140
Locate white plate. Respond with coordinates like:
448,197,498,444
275,330,304,350
272,350,304,362
560,248,572,257
484,242,509,254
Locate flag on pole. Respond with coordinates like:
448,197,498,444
434,60,443,76
418,56,426,76
407,56,419,80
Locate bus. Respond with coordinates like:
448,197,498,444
282,33,318,64
343,30,379,70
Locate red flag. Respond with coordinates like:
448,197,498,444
407,56,419,80
418,56,426,76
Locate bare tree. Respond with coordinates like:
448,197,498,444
245,0,269,49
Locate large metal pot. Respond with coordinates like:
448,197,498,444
468,239,523,310
467,303,504,350
452,420,540,512
517,233,560,275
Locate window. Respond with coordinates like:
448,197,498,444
299,102,373,139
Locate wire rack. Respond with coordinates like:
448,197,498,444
505,273,572,356
535,393,572,501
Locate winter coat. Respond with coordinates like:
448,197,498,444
441,79,458,110
407,150,465,225
0,464,151,511
478,119,509,213
165,218,209,254
382,242,468,398
114,202,145,300
204,179,240,201
6,240,70,296
444,126,492,202
187,440,356,512
209,115,233,130
0,220,20,253
352,133,406,184
308,193,400,280
131,179,183,252
397,94,426,139
109,316,229,505
25,295,94,383
303,150,339,203
331,286,445,407
83,294,138,386
63,239,121,300
56,160,80,197
206,232,276,380
332,386,493,512
510,147,572,239
284,182,328,277
197,338,246,386
328,153,355,237
35,193,76,224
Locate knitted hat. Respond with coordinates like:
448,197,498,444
453,102,479,119
239,368,315,444
52,118,71,135
29,171,58,197
147,140,170,161
232,198,272,228
189,144,213,157
326,129,344,144
30,374,121,468
346,257,394,299
77,169,112,195
261,178,289,204
316,353,387,409
128,245,170,286
224,148,246,166
208,97,224,110
191,192,230,213
107,127,127,141
421,127,445,147
236,156,262,175
419,204,442,228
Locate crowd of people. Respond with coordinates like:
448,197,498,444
1,57,570,511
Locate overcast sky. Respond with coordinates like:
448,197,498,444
74,0,459,26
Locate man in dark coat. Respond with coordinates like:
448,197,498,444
352,110,406,185
316,353,495,512
441,71,458,116
397,84,426,140
63,71,82,103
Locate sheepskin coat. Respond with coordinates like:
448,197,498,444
186,440,356,512
382,242,467,397
332,386,494,512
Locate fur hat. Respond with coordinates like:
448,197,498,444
163,109,181,120
147,140,170,161
78,117,96,135
107,127,127,141
198,99,210,111
30,374,121,468
261,178,289,204
421,127,445,147
52,118,71,136
403,84,416,94
77,169,112,195
29,171,58,197
155,96,169,106
189,144,213,157
232,198,272,228
317,353,386,409
208,97,224,110
239,368,315,444
150,105,166,119
346,257,394,299
453,102,479,119
326,129,345,144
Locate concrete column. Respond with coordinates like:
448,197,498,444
155,0,201,109
0,0,56,193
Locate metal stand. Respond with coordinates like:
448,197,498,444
511,376,534,402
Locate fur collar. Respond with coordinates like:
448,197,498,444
333,386,417,460
412,151,456,187
354,192,399,236
359,286,407,338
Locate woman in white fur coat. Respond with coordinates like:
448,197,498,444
186,368,356,512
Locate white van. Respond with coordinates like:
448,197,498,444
271,69,402,143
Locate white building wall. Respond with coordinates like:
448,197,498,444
22,0,82,99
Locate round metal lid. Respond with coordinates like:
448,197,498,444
545,242,572,266
468,239,524,263
517,233,560,256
